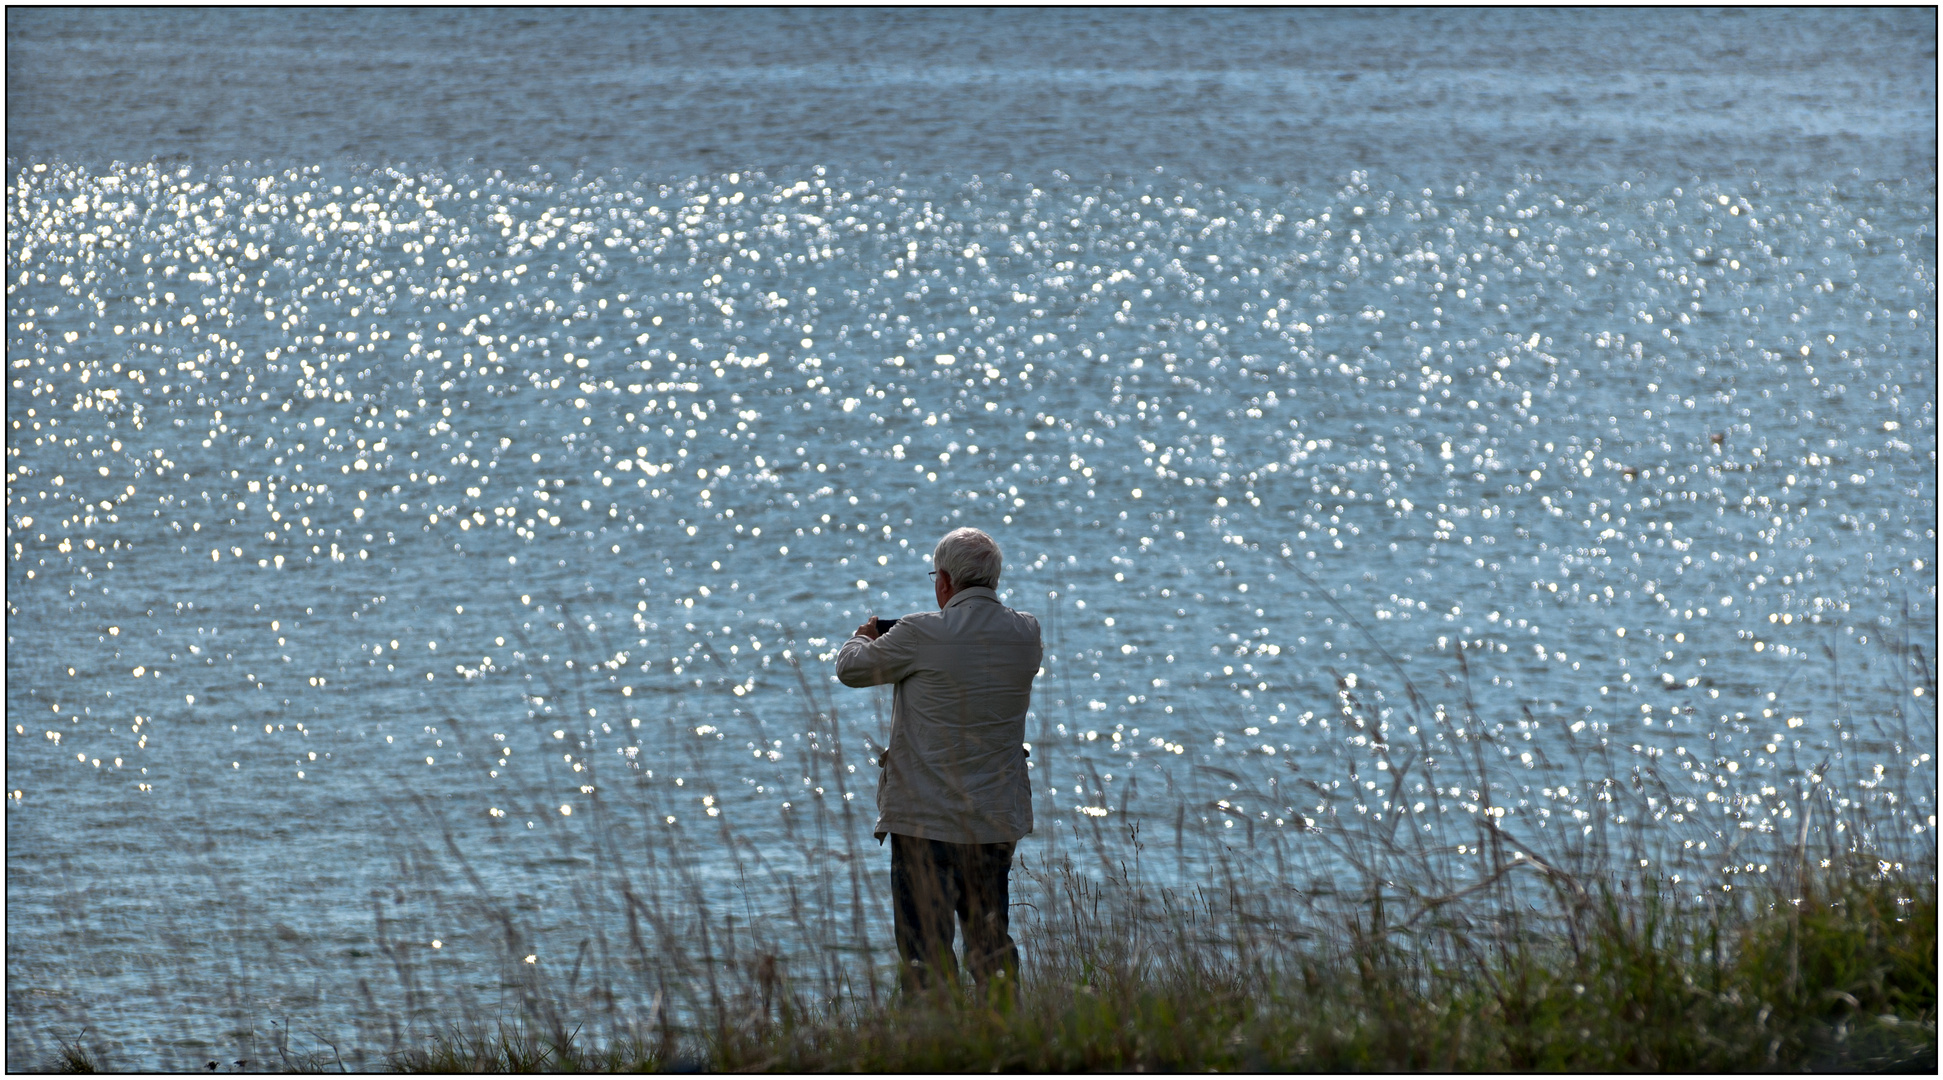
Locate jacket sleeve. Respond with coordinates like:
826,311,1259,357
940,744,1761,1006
835,624,920,688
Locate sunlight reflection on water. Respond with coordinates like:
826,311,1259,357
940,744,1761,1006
6,10,1937,1069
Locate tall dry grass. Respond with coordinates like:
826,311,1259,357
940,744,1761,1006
22,600,1937,1072
379,622,1936,1074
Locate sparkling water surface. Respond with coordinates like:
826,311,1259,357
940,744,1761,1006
7,8,1935,1070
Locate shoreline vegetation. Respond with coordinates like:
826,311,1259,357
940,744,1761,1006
43,855,1940,1073
393,856,1935,1073
36,637,1937,1073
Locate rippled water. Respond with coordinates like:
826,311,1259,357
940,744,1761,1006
8,8,1936,1070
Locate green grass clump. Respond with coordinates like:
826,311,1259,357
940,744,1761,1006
51,1029,99,1073
723,867,1933,1072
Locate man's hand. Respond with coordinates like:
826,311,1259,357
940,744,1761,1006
854,617,883,641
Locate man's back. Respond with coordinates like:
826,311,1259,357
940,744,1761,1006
836,585,1041,844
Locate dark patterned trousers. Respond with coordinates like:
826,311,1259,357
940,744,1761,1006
889,833,1020,994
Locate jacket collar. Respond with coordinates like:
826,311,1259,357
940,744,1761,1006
944,585,999,609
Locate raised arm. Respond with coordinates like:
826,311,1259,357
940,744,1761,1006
835,622,920,687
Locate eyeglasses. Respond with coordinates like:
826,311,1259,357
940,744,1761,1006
927,571,940,580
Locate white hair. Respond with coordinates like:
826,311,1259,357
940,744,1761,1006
933,527,1002,589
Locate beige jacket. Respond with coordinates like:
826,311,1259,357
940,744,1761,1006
835,586,1042,844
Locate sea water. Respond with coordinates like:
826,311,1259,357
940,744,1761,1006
7,8,1935,1070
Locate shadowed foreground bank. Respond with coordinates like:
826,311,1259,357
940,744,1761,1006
370,853,1933,1074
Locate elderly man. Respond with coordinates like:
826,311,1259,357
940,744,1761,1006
836,526,1042,997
